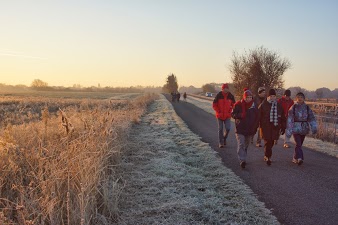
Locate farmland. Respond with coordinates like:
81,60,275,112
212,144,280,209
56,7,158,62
0,91,157,224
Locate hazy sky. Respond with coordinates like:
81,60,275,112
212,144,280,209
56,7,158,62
1,1,337,90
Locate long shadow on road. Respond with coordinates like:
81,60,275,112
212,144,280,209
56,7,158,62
169,97,338,225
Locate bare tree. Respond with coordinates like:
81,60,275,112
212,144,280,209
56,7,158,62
229,46,291,96
31,79,49,90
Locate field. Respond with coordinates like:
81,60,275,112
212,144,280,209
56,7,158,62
0,91,158,224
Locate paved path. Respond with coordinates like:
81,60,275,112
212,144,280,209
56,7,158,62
169,98,338,225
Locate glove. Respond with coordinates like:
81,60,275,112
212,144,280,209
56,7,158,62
280,128,285,135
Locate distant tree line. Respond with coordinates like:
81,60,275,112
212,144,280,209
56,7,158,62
0,80,163,93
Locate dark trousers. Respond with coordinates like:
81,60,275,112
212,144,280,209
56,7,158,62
293,134,306,160
264,140,274,158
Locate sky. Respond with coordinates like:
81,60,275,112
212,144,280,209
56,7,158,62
0,0,337,90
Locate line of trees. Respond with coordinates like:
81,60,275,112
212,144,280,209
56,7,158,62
0,80,163,93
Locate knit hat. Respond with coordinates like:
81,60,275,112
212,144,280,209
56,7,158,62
258,87,265,94
221,83,229,90
243,88,253,99
268,89,276,96
284,89,291,96
296,92,305,99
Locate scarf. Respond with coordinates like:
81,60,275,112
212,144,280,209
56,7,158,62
241,99,254,119
268,99,278,126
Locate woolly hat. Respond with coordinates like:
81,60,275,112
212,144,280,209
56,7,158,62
243,88,253,99
284,89,291,96
221,83,229,90
296,92,305,99
268,89,276,96
258,87,266,94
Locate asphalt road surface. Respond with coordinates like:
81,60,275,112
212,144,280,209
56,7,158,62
169,98,338,225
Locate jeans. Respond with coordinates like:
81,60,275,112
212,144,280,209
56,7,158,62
236,134,251,162
217,118,231,144
264,139,274,158
293,134,306,160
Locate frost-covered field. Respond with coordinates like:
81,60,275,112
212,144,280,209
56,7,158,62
118,95,279,224
187,96,338,159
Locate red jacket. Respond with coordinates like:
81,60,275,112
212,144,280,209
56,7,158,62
278,96,294,117
212,91,235,120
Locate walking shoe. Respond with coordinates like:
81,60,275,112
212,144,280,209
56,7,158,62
297,158,303,165
256,143,262,147
219,144,224,148
283,143,290,148
292,158,298,164
240,161,246,168
264,156,271,165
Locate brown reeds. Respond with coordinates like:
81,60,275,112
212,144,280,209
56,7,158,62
0,93,158,224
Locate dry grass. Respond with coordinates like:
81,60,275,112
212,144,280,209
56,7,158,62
117,95,278,224
0,93,158,224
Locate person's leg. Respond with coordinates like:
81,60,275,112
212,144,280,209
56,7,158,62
293,134,301,160
299,135,306,160
264,139,274,165
236,134,246,162
217,119,224,147
223,118,231,145
245,135,251,151
256,128,262,147
284,135,290,148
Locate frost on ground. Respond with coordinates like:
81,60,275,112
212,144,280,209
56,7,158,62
187,96,338,159
118,95,278,224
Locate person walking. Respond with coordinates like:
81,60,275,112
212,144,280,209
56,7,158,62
253,87,266,147
258,89,286,165
171,92,176,102
232,89,259,168
213,83,235,148
183,92,187,102
286,92,317,165
278,89,294,148
177,92,181,102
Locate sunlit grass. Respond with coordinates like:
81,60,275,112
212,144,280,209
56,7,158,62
0,93,158,224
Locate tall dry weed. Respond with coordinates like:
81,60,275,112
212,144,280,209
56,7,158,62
0,93,158,224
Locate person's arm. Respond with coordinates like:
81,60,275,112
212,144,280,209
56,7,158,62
308,107,317,134
231,102,242,119
212,94,220,112
286,106,294,138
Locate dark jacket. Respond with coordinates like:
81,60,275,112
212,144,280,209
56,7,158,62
231,100,259,136
254,96,265,108
258,99,286,140
212,91,235,120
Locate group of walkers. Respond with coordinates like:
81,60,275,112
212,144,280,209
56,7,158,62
171,92,187,102
212,83,317,168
